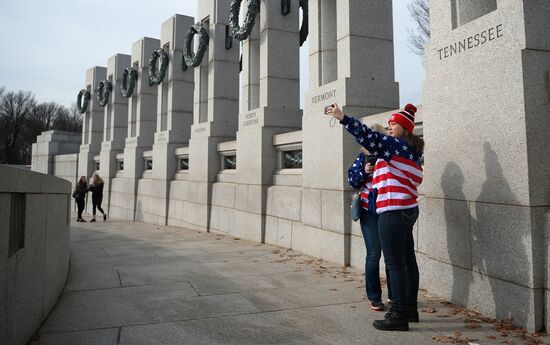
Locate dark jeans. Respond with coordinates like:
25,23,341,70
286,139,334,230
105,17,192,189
360,211,392,302
92,196,104,216
76,199,85,219
378,207,419,313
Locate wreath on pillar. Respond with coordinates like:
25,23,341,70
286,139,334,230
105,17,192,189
184,22,210,68
76,89,90,114
148,48,169,86
120,67,137,98
299,0,309,46
229,0,261,41
96,80,112,107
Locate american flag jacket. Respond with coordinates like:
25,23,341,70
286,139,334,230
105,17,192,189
342,115,423,214
347,152,375,212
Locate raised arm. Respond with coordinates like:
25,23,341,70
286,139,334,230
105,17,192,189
325,103,414,162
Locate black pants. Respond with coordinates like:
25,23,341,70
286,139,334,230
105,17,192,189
76,199,85,219
92,196,104,216
378,207,419,313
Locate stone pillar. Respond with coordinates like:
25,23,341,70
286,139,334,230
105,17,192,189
301,0,399,264
78,66,107,181
99,53,131,213
179,0,240,230
142,14,195,225
231,0,303,242
109,37,159,221
419,1,549,332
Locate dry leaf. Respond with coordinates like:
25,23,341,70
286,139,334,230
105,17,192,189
432,335,468,344
465,322,481,329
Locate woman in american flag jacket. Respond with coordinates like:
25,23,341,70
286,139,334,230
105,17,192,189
327,103,424,332
348,135,392,312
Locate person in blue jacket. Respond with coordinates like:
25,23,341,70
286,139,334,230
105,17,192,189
348,128,393,312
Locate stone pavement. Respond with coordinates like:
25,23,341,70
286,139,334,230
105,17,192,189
29,219,549,345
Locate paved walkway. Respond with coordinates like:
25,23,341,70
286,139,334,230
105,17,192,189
30,219,548,345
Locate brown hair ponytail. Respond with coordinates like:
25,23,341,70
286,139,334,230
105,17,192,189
404,131,424,153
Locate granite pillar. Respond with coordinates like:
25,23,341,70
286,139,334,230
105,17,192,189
301,0,399,264
232,0,303,242
99,53,131,214
175,0,240,231
109,37,160,221
420,0,549,332
139,14,195,225
78,66,107,182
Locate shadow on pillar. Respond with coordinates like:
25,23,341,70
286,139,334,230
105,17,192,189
475,143,527,327
441,162,472,307
443,143,531,327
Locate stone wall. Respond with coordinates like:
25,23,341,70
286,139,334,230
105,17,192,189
53,153,79,190
31,130,81,176
0,166,71,345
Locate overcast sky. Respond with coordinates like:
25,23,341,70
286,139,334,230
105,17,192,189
0,0,424,108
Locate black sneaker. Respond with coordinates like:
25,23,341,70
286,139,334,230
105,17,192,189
369,300,385,311
374,310,409,331
90,218,96,222
80,219,87,222
103,214,107,221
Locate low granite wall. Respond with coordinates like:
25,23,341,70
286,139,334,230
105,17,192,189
0,166,71,345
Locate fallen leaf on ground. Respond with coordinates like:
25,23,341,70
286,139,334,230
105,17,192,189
421,307,437,313
464,322,481,329
432,335,468,344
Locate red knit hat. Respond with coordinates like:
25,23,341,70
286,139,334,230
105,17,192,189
388,104,417,133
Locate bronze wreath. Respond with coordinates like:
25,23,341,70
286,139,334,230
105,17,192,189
229,0,260,41
120,67,137,98
299,0,308,46
148,48,169,86
96,80,112,107
76,89,90,114
184,22,210,68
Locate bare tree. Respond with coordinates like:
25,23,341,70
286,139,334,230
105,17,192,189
407,0,430,57
0,90,37,163
31,102,61,130
52,104,82,133
0,87,83,164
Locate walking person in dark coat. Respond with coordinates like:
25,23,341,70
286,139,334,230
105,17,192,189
88,173,107,222
72,176,88,222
